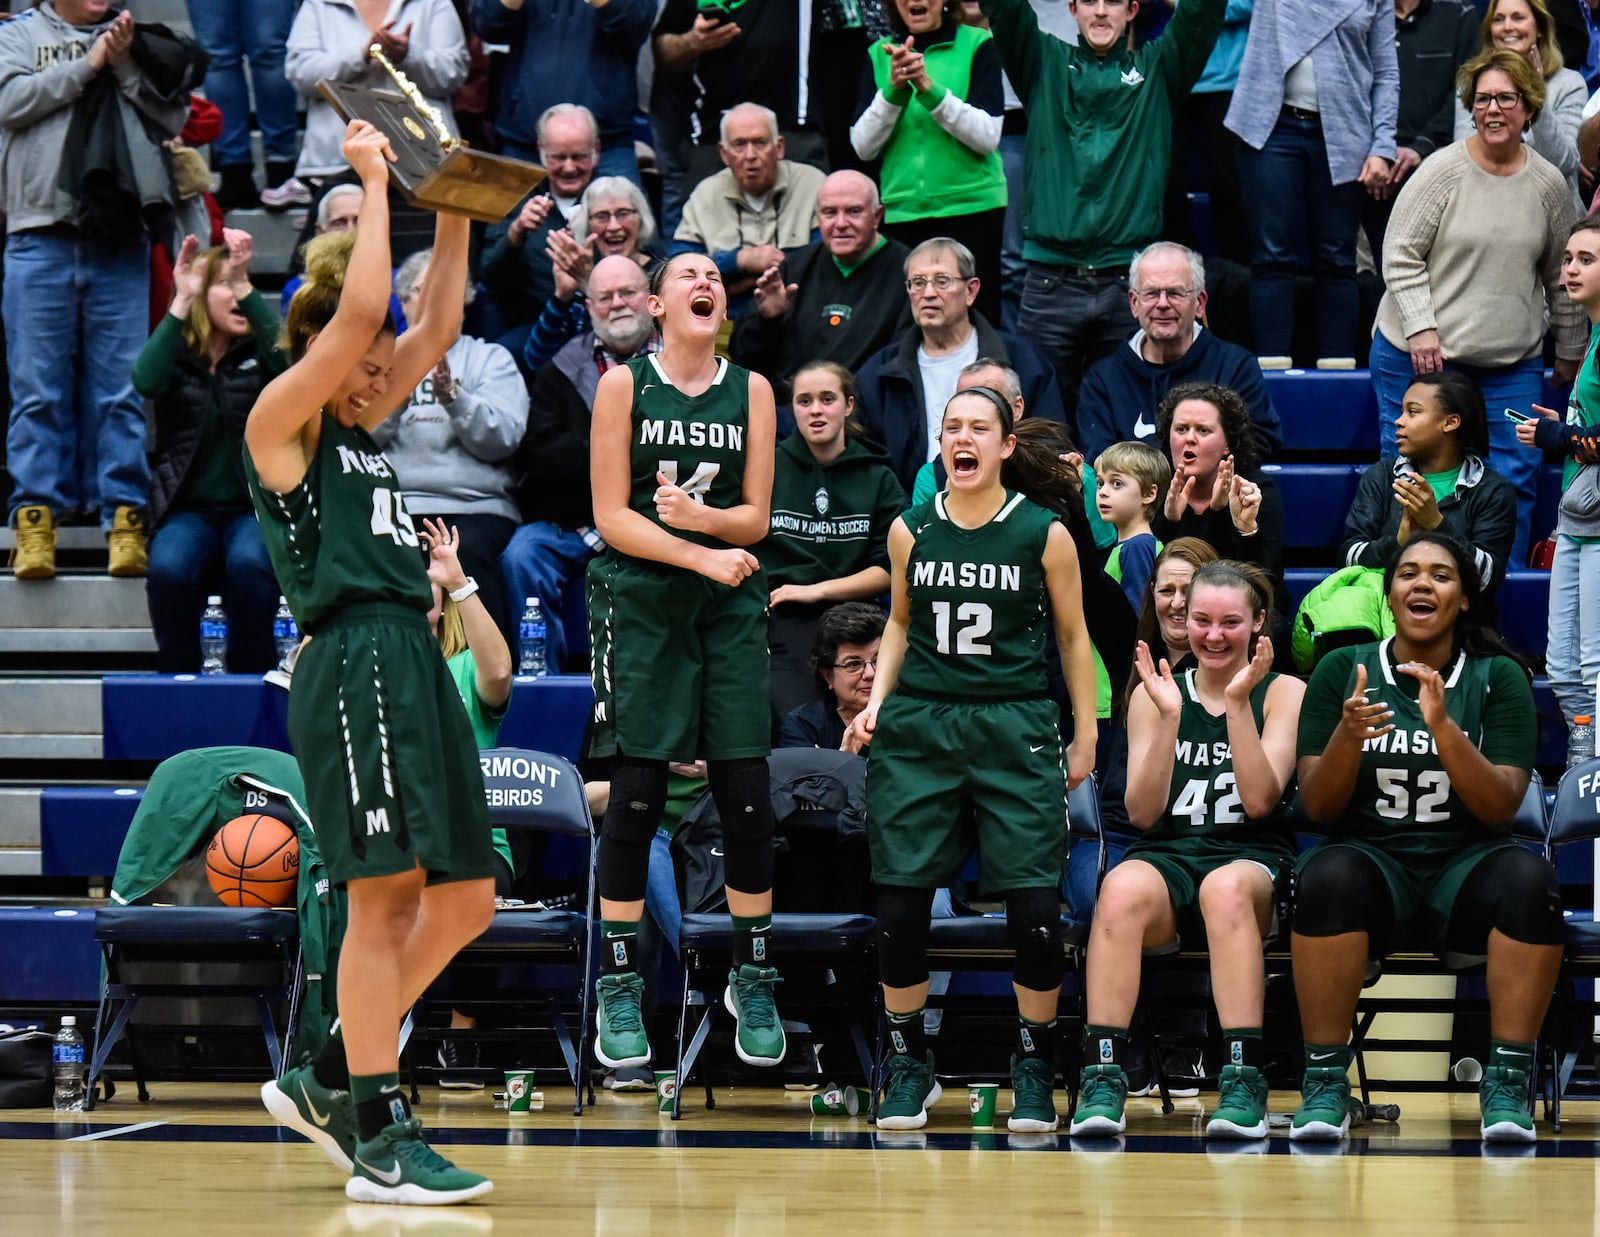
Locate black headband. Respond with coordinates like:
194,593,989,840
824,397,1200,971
945,385,1015,436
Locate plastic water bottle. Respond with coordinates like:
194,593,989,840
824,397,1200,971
1569,715,1596,769
518,596,548,677
273,596,299,662
53,1016,85,1112
200,596,228,675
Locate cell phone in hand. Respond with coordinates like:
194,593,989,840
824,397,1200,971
1503,408,1533,424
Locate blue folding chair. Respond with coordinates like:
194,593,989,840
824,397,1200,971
405,748,598,1114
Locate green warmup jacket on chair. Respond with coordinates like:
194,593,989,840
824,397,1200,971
109,745,347,1058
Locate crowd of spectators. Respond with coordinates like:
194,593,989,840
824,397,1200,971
5,0,1600,738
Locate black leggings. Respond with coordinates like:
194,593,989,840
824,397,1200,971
876,884,1064,992
1293,843,1563,957
596,756,774,902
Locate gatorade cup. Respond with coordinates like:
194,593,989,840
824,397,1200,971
809,1084,861,1116
969,1083,999,1127
504,1070,541,1113
656,1070,677,1114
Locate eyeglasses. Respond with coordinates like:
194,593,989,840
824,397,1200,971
906,274,965,293
724,137,774,154
589,208,639,226
1134,286,1195,305
831,657,878,674
542,150,595,165
1471,91,1523,110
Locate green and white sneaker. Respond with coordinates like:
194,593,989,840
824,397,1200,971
877,1051,942,1130
724,964,786,1066
346,1117,493,1205
1008,1054,1060,1132
260,1053,357,1172
1069,1064,1128,1136
1480,1063,1536,1143
595,972,651,1069
1290,1066,1357,1141
1206,1064,1269,1139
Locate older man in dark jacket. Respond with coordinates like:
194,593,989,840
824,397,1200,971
855,236,1064,496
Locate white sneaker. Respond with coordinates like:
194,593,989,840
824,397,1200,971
261,176,312,209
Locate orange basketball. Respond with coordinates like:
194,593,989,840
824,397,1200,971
206,814,300,908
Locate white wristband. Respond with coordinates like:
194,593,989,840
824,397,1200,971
448,577,479,603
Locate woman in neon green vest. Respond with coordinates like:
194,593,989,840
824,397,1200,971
849,0,1007,325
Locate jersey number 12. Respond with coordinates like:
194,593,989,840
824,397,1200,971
931,601,993,656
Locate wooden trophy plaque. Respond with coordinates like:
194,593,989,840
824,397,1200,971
318,48,544,224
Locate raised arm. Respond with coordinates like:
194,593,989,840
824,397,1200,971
1122,654,1183,831
1225,656,1304,820
244,122,394,490
356,211,472,431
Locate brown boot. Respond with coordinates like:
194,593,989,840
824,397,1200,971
107,505,148,577
9,505,56,579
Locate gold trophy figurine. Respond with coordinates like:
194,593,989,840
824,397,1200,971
317,47,544,223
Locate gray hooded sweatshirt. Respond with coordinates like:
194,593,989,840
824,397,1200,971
368,334,529,523
0,3,187,233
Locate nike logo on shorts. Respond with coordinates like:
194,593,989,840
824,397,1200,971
300,1081,332,1126
1030,744,1045,753
356,1155,403,1185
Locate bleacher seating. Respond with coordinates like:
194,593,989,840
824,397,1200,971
1264,370,1378,457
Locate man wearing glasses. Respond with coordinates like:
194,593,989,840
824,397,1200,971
857,237,1065,495
980,0,1228,415
481,104,604,346
1076,241,1281,464
674,102,826,302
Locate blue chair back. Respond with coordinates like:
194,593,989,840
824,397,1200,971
1068,774,1102,842
478,748,592,838
1510,769,1550,845
1550,758,1600,846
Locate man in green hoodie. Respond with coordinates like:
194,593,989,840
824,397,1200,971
979,0,1226,421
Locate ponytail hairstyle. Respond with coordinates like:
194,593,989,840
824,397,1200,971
1124,536,1219,709
792,358,864,435
1406,370,1489,460
1381,530,1530,675
1001,417,1083,518
281,230,395,363
1188,559,1275,659
435,593,467,660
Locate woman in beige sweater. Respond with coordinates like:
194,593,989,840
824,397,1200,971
1372,48,1585,569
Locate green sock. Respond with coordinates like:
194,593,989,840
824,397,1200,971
351,1071,407,1142
1490,1038,1534,1069
600,918,640,975
731,913,773,969
1221,1027,1263,1070
1084,1024,1129,1068
1304,1042,1352,1071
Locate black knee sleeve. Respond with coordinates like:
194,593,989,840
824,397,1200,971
1005,887,1065,992
876,886,935,989
709,757,773,895
1292,844,1394,955
1447,847,1565,952
597,759,669,902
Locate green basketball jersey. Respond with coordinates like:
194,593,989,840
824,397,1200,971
622,354,752,551
1300,640,1534,863
245,413,431,630
898,490,1056,701
1141,670,1293,857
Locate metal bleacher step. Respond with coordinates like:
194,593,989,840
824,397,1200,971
219,207,304,279
0,577,156,656
0,677,104,762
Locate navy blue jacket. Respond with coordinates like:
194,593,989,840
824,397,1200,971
1076,326,1281,465
854,312,1065,497
472,0,655,148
